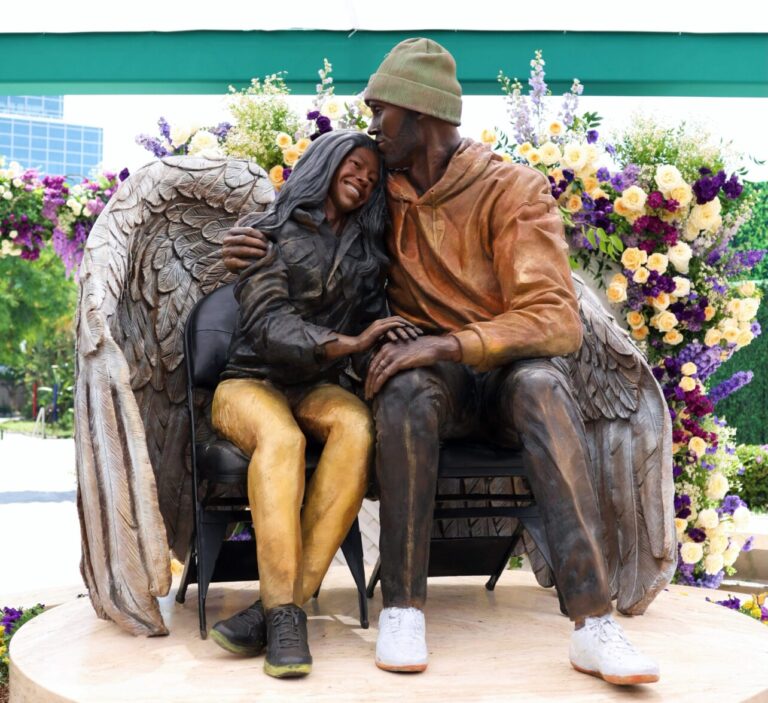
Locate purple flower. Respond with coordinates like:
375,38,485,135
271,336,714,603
709,371,754,405
723,173,743,199
596,167,610,182
586,129,598,144
157,117,171,142
719,494,747,516
282,167,292,181
316,116,332,133
118,167,130,181
647,191,664,209
210,121,233,140
687,528,707,543
307,110,320,120
743,536,754,552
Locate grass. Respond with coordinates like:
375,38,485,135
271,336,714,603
0,420,73,439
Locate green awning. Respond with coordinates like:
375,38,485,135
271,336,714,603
1,30,766,96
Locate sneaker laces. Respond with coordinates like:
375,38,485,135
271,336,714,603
271,608,302,648
587,616,636,654
386,609,424,646
231,601,263,627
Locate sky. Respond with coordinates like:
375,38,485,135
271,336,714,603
62,93,768,182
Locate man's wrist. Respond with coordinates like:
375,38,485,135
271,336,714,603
439,335,462,362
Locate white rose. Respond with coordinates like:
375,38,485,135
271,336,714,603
320,97,345,121
188,130,219,156
696,508,719,530
562,142,588,171
674,517,688,535
739,297,760,321
732,506,751,529
707,534,729,555
621,185,647,212
722,545,741,567
672,276,691,298
667,242,693,274
66,197,82,216
539,141,562,166
680,541,704,565
703,553,724,575
170,124,192,148
1,191,11,201
12,177,22,188
654,164,684,194
705,472,730,501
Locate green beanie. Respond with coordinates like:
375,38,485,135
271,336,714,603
365,38,462,126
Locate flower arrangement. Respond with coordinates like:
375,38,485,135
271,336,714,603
0,158,129,274
0,604,45,686
136,117,232,160
710,592,768,626
492,51,766,588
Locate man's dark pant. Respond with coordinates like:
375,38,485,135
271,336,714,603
373,358,612,621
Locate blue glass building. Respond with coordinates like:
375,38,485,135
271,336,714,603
0,96,103,181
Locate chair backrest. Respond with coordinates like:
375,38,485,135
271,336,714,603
184,282,239,391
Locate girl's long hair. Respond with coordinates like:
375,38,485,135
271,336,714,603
240,130,389,257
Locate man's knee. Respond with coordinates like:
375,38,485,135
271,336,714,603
374,369,442,427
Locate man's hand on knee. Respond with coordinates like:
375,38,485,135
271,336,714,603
365,335,461,399
222,227,270,273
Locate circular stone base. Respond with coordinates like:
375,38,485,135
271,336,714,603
9,568,768,702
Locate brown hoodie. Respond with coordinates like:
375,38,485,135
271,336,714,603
385,139,583,371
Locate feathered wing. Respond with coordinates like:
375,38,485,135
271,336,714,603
76,157,273,636
550,274,676,614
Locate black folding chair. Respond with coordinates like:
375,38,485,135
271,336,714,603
176,282,369,638
366,440,564,612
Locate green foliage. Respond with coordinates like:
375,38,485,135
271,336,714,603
731,181,768,280
223,73,301,171
612,116,728,183
0,248,76,421
734,444,768,512
710,280,768,445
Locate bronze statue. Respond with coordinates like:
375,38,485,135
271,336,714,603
208,130,419,678
222,38,675,686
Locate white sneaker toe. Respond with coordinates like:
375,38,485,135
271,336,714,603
375,607,428,673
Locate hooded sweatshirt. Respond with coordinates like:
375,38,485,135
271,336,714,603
384,139,583,371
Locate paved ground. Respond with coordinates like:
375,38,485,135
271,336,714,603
0,432,84,606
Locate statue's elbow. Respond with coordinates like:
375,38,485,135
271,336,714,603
551,315,583,356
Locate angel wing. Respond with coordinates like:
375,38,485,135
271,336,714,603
75,157,273,636
548,273,677,615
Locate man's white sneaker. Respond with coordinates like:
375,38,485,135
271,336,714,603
375,607,428,673
569,614,659,685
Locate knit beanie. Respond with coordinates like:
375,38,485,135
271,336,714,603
365,38,462,126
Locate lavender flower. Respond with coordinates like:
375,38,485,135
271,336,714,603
709,371,754,405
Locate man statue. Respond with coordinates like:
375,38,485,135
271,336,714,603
222,38,662,686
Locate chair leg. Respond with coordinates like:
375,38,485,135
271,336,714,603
485,521,525,591
365,556,381,599
340,517,369,628
196,514,229,639
176,539,194,604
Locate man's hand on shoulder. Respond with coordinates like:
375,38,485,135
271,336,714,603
364,335,461,400
222,226,270,273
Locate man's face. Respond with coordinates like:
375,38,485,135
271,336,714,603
366,100,421,170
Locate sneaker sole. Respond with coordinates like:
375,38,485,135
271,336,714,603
264,661,312,678
375,659,428,673
571,662,659,685
209,628,265,657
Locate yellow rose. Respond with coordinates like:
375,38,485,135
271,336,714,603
548,120,565,137
664,330,684,345
268,165,285,188
626,311,645,329
296,137,312,155
549,167,564,183
613,197,636,221
631,325,649,341
681,362,697,376
517,142,533,157
621,247,648,272
589,187,609,200
606,282,627,304
675,517,688,535
565,194,583,213
646,253,669,274
526,149,542,166
652,292,671,310
275,132,293,149
704,305,716,321
669,183,693,208
622,185,647,211
480,128,497,145
611,273,628,287
739,281,757,296
501,153,513,163
283,146,301,167
653,311,678,332
740,297,760,321
539,141,562,166
723,326,740,344
632,267,650,284
679,376,696,392
689,436,708,457
581,176,599,193
736,329,754,348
